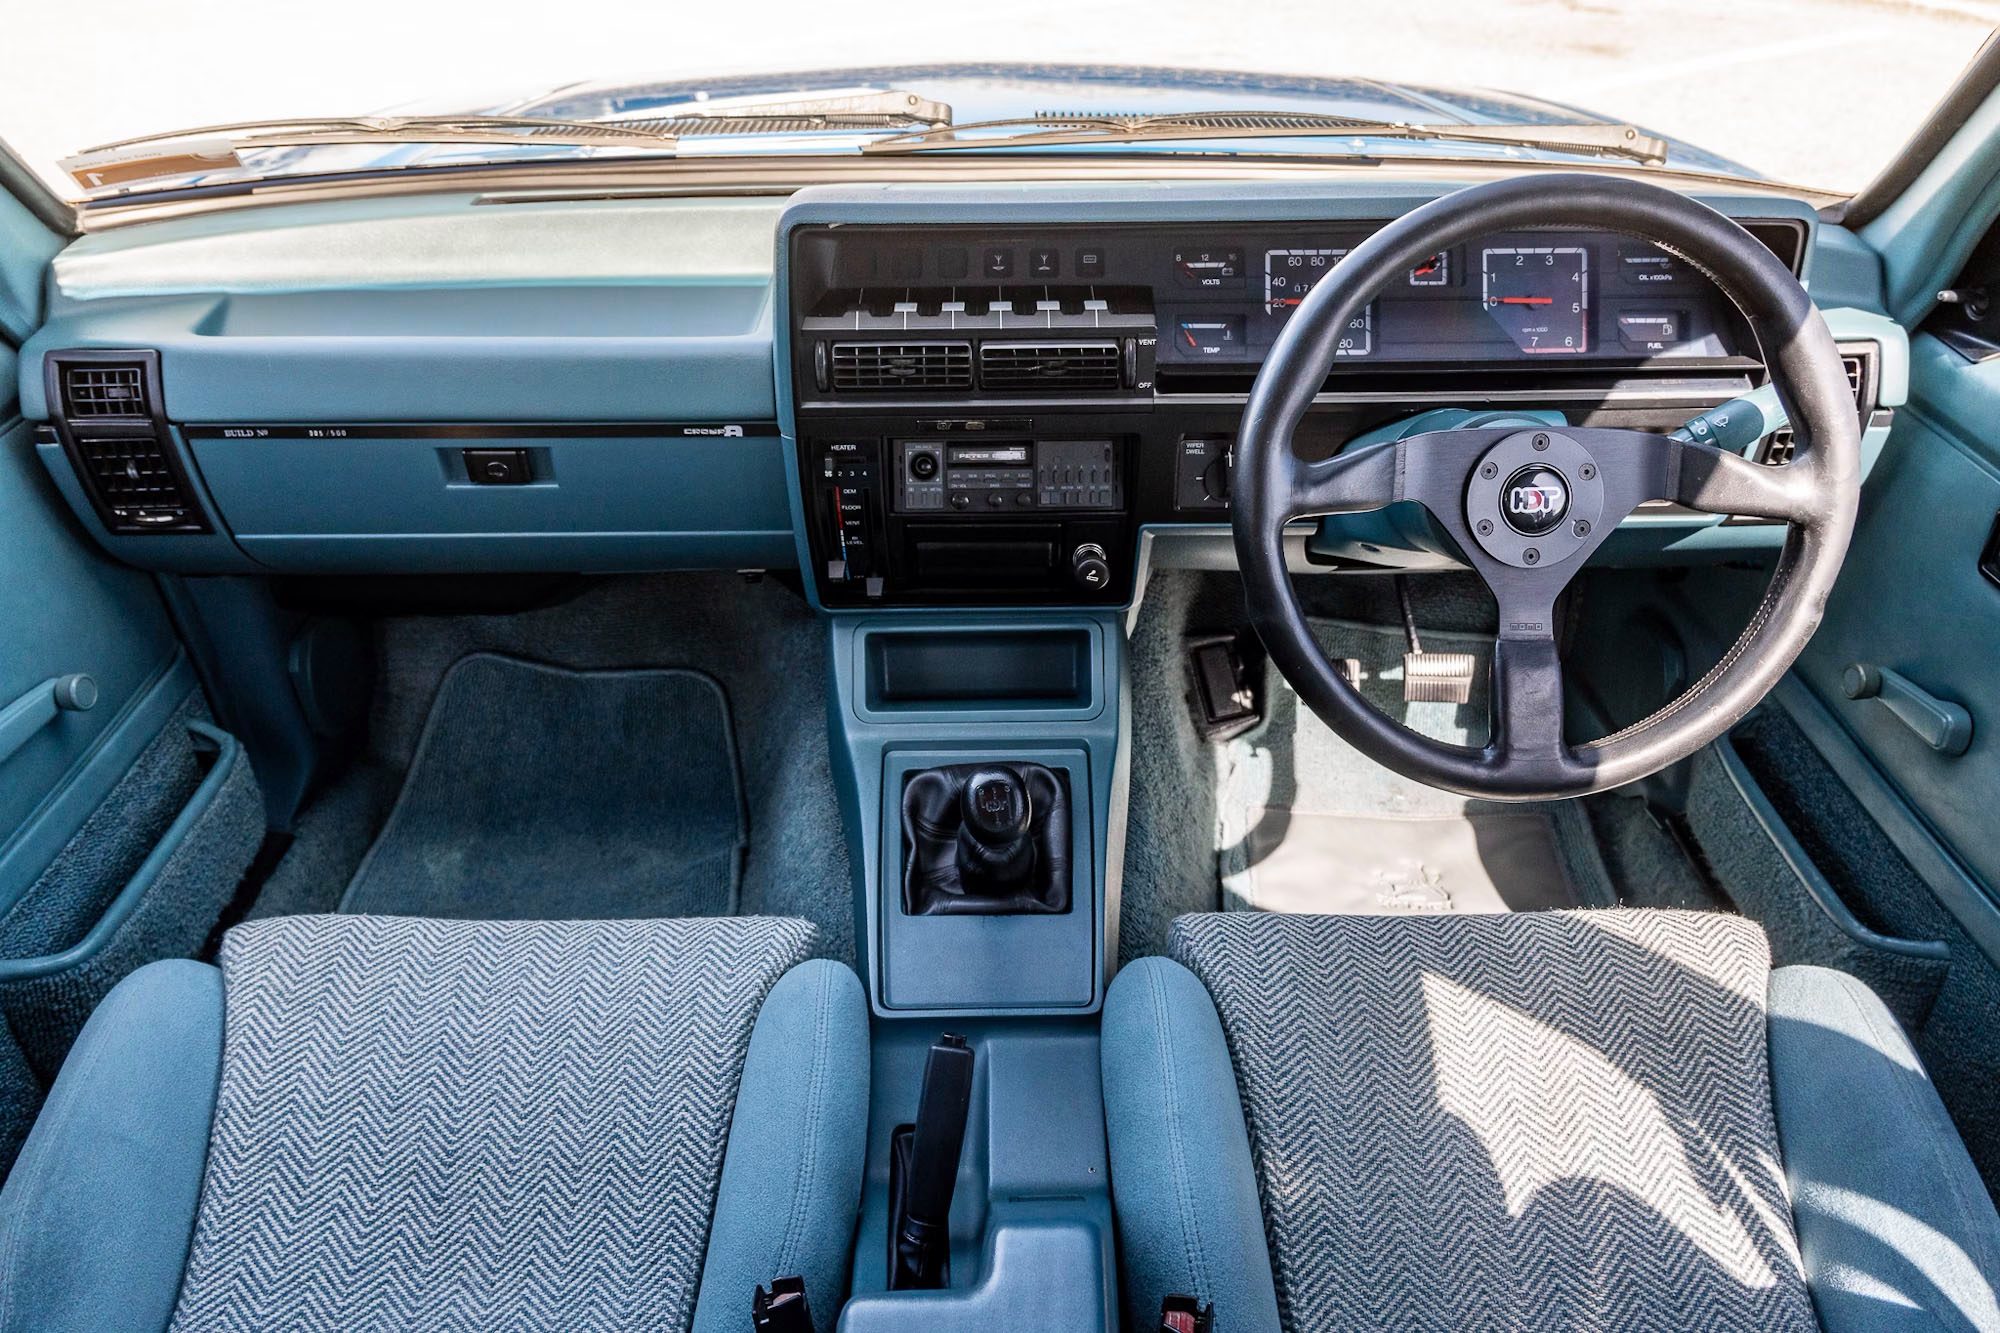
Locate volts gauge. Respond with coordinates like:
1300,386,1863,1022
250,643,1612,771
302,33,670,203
1172,246,1244,288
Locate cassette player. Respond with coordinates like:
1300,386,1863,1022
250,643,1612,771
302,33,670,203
895,438,1122,515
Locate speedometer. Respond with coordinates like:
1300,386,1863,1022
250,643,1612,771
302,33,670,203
1264,248,1372,356
1480,246,1589,355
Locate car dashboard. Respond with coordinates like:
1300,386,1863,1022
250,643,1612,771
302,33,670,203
18,177,1908,607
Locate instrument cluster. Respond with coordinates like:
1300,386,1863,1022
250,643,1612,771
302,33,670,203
1159,228,1746,368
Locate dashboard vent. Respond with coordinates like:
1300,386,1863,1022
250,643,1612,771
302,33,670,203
828,341,972,391
70,433,203,531
1758,349,1873,466
979,341,1123,391
48,351,208,534
61,363,150,418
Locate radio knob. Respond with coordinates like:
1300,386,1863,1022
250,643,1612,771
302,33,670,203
1070,543,1112,592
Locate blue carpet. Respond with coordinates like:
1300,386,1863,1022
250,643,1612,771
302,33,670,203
340,655,745,920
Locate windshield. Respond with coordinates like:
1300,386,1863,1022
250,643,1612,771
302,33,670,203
4,1,1991,203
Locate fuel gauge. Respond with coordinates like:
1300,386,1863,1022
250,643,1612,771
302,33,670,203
1176,316,1245,357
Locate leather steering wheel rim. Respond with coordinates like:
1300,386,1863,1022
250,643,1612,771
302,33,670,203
1232,173,1860,800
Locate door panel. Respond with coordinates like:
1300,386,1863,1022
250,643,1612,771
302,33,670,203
1796,333,2000,939
0,408,189,908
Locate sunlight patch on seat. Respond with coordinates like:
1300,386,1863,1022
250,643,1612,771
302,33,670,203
1421,970,1782,1289
1810,1183,2000,1327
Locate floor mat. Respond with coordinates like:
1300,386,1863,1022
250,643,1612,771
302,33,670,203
1227,811,1577,915
340,654,746,920
1219,616,1609,915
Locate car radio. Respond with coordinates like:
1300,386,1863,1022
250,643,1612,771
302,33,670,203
895,438,1122,515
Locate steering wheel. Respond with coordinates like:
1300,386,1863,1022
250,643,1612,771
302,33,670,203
1233,174,1860,800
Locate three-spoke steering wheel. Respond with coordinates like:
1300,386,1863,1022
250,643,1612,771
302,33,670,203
1233,174,1859,800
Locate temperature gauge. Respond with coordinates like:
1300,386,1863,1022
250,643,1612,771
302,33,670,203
1176,317,1245,357
1173,246,1244,288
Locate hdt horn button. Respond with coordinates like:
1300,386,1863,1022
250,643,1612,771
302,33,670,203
1500,464,1570,537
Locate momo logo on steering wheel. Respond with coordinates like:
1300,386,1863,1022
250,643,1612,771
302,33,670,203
1501,465,1570,536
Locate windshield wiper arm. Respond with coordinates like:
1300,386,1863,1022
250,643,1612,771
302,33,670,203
62,115,687,191
862,111,1668,165
584,86,951,134
65,88,958,192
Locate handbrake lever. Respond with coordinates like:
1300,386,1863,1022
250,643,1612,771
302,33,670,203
887,1032,975,1290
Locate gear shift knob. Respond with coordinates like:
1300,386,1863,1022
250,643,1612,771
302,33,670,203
956,768,1037,886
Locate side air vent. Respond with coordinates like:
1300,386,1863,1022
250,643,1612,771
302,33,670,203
70,434,202,530
61,363,149,418
46,350,209,534
828,341,973,392
979,341,1124,391
1759,348,1874,467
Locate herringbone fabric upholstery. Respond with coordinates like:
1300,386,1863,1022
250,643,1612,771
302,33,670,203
1171,909,1818,1332
169,913,817,1333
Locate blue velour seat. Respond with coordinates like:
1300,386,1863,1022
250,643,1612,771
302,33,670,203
0,913,870,1333
1104,909,2000,1333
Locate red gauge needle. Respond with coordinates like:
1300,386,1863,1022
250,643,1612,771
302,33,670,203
1496,296,1554,305
1183,329,1200,348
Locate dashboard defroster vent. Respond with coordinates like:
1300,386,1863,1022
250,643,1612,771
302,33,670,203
979,341,1124,391
829,341,973,391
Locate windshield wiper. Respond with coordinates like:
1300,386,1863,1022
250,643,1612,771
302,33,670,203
580,86,952,135
862,111,1668,165
63,115,687,191
65,89,955,192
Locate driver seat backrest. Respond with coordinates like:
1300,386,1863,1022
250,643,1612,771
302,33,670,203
1104,909,2000,1333
0,914,871,1333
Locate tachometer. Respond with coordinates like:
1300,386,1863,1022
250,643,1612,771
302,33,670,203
1480,246,1589,355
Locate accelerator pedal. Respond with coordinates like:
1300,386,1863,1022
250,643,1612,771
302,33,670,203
1396,577,1475,706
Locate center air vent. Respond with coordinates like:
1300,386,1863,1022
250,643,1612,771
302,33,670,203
979,341,1124,391
828,341,972,391
1759,348,1875,467
61,363,150,418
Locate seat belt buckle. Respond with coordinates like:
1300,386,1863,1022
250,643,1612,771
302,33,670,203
1159,1294,1215,1333
751,1275,813,1332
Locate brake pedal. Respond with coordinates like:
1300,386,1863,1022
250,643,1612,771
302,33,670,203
1396,577,1475,705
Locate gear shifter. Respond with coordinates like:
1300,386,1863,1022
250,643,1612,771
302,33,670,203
956,768,1037,888
901,762,1071,915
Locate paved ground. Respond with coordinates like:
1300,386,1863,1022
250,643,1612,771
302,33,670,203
2,0,1995,199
